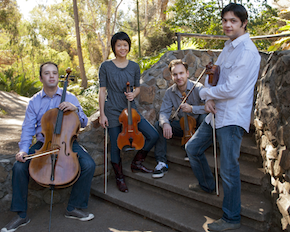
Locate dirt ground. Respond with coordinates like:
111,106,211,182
0,91,30,156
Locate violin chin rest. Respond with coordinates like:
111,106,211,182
122,145,136,152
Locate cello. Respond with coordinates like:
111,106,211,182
179,92,196,146
117,82,145,152
24,68,80,231
26,68,80,188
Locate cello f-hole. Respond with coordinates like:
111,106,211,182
62,141,69,156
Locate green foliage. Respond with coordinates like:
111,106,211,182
165,0,276,50
138,41,198,73
67,79,98,117
0,108,7,116
142,25,175,56
0,0,21,43
166,0,224,49
0,69,41,97
138,52,165,74
268,14,290,51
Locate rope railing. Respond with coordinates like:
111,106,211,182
175,32,290,50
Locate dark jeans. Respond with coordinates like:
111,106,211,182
108,117,159,164
11,141,96,213
154,114,207,164
185,121,244,223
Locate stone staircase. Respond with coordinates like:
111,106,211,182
91,130,272,232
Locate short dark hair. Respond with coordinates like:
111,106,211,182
39,62,58,77
168,59,188,72
222,3,248,30
111,32,131,55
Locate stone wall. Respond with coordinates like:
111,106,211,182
255,50,290,231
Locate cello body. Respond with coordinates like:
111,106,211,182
29,109,80,188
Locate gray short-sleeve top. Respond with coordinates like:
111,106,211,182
99,60,141,128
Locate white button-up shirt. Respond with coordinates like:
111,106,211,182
199,33,261,132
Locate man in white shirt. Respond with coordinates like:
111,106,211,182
185,3,261,231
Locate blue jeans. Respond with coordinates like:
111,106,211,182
154,114,207,164
185,121,244,223
108,117,159,164
11,141,96,213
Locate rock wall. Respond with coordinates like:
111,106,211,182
255,50,290,231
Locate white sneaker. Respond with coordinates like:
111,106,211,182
152,162,168,179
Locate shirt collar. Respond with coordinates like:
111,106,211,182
40,87,62,98
225,33,249,48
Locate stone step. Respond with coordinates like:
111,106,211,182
119,160,271,231
170,131,260,162
93,130,271,231
149,141,266,189
91,177,262,232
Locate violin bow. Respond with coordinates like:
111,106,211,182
172,68,206,119
104,126,108,194
212,114,219,196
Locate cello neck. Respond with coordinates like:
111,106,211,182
54,68,72,135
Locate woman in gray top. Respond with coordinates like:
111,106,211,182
99,32,158,193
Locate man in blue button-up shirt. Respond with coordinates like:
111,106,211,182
1,62,96,232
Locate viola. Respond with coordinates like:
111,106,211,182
26,68,80,188
180,92,196,146
117,82,145,152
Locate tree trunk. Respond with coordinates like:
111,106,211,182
144,0,148,36
98,0,123,61
73,0,87,89
104,0,112,60
159,0,169,21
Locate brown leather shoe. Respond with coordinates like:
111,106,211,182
111,161,128,193
131,150,153,173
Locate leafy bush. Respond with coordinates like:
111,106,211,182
143,25,175,56
76,83,99,117
67,79,99,117
0,69,41,97
268,14,290,51
138,41,197,73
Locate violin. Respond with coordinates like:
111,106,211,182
26,68,80,188
117,82,145,152
172,62,220,119
206,62,220,86
180,92,196,146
